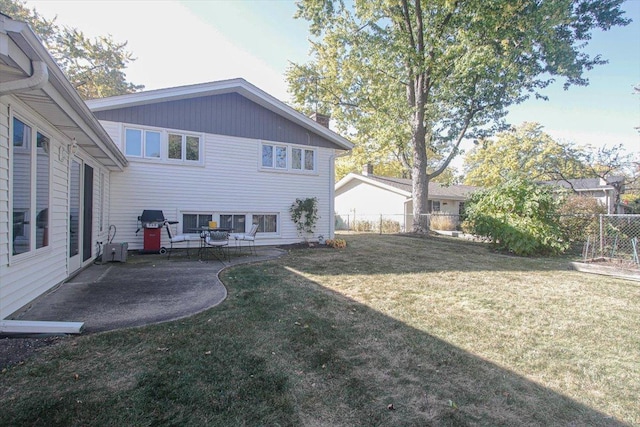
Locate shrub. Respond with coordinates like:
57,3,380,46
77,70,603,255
325,238,347,249
557,194,606,243
290,197,318,237
380,219,401,233
353,220,375,232
463,178,568,256
429,214,457,231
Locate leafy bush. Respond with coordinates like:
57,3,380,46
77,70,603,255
463,178,568,256
290,197,318,237
325,238,347,249
557,194,606,243
430,214,458,231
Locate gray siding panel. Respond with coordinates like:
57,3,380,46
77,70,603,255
93,93,338,149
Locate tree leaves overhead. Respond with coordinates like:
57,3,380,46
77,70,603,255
288,0,629,232
1,0,143,99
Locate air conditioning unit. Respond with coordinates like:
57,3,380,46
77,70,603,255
103,242,128,262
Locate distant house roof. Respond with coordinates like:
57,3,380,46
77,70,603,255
538,176,624,191
86,78,354,151
336,173,480,200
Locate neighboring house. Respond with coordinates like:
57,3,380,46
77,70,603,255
538,176,624,214
0,14,127,320
86,79,353,250
334,167,479,231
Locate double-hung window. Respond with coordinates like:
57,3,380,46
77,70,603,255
11,116,50,256
125,128,161,158
182,213,212,233
169,133,200,162
262,144,287,169
292,147,315,172
220,214,246,234
253,214,278,233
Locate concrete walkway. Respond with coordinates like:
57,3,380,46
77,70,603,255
12,247,284,333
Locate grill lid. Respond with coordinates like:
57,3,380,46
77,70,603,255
140,210,165,223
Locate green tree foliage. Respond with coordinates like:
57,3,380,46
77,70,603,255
287,0,629,232
0,0,143,99
462,178,568,256
463,122,587,187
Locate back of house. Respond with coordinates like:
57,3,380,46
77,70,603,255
87,79,353,250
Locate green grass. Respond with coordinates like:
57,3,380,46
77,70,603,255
1,234,638,426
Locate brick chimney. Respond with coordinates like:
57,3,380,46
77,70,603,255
311,112,330,128
362,163,374,176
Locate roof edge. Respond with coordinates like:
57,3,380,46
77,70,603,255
2,15,127,170
336,173,412,197
86,78,354,151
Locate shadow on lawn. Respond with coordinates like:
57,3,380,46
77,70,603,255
234,261,629,426
0,236,630,426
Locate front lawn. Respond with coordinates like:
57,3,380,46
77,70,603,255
1,234,638,426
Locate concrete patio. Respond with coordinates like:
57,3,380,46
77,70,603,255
9,247,284,334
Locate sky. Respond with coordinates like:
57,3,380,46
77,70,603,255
23,0,640,165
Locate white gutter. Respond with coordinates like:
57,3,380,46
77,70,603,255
0,60,48,95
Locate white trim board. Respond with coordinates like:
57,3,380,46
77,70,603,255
0,320,84,335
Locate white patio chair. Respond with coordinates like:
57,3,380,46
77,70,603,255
233,223,258,255
164,221,195,259
205,231,230,262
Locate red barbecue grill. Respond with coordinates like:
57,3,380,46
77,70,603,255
136,210,176,254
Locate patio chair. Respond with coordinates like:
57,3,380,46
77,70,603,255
205,231,230,262
233,223,258,255
164,221,194,259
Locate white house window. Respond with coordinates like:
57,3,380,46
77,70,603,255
183,213,212,232
262,144,287,169
220,214,246,233
429,201,441,213
186,136,200,161
125,128,142,156
169,133,201,162
125,128,161,158
11,116,50,256
253,214,277,233
145,131,161,158
292,147,315,172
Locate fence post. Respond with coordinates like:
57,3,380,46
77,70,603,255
380,214,383,235
599,214,604,258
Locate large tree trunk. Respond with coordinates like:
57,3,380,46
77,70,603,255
411,76,429,233
411,133,429,233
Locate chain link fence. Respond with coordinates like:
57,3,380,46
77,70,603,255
575,214,640,265
336,212,640,265
335,212,462,234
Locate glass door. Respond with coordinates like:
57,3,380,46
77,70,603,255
69,159,81,272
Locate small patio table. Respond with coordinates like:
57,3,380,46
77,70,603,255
189,227,231,260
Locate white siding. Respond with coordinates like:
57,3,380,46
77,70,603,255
0,99,114,319
102,121,337,249
1,99,69,318
0,99,9,268
335,180,409,216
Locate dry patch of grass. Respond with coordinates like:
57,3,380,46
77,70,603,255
1,234,638,426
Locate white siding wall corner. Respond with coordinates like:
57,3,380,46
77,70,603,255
101,121,336,250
